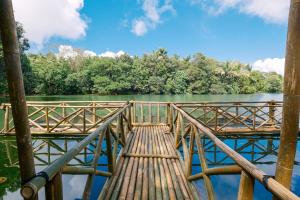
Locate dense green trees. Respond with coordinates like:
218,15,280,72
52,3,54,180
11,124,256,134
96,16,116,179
0,25,283,96
21,49,282,95
0,23,35,95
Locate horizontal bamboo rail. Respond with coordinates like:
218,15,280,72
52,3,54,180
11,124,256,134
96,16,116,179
171,103,300,200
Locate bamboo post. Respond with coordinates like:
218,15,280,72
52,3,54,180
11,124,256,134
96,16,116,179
83,108,86,134
128,103,133,131
0,0,36,198
45,171,63,200
214,107,218,131
166,103,169,125
237,171,254,200
133,102,136,123
4,106,9,132
252,108,256,131
140,103,143,123
195,131,216,200
174,113,181,146
169,105,174,132
157,103,160,123
92,102,96,123
106,127,114,173
275,0,300,192
187,125,195,176
46,107,49,132
268,101,275,126
149,103,152,123
118,115,125,145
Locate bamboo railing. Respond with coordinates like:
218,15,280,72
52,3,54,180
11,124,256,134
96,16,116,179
20,102,132,200
170,103,300,200
1,101,290,135
0,101,126,135
176,101,283,134
131,101,169,125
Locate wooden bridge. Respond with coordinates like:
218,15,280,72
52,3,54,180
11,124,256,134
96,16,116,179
2,101,297,200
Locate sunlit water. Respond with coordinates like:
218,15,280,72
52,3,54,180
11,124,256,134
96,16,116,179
1,94,300,200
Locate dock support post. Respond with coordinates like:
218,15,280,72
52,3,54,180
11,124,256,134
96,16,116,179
0,0,37,199
237,171,254,200
274,0,300,193
4,105,9,132
268,101,275,126
45,171,63,200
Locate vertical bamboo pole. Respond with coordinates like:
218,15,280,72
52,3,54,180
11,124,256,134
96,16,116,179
4,106,9,132
0,0,36,196
252,108,256,131
214,107,218,131
46,107,49,132
132,102,136,123
175,113,181,146
195,132,216,200
275,0,300,191
140,103,144,123
188,125,195,176
157,103,160,123
268,101,275,125
149,103,152,123
237,171,254,200
106,127,114,173
92,102,96,123
166,103,169,125
83,108,86,134
45,171,63,200
128,103,133,131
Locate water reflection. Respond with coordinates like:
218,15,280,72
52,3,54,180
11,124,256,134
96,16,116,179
1,135,300,199
190,135,300,200
0,136,115,200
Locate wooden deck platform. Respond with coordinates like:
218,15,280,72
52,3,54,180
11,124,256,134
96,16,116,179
99,125,198,200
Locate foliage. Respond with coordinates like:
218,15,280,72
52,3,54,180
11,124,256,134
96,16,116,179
0,22,34,95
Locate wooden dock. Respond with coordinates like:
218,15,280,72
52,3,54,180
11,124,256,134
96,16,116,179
99,125,198,199
16,102,300,200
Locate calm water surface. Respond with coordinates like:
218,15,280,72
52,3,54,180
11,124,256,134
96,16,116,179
1,94,300,200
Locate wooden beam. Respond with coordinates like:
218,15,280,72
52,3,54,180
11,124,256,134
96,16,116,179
275,0,300,192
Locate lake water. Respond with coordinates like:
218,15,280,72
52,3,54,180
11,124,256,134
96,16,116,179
1,94,300,200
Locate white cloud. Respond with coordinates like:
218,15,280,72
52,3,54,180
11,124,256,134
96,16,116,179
132,20,148,36
12,0,88,47
57,45,125,59
99,50,126,58
131,0,175,36
57,45,97,58
252,58,285,75
192,0,290,24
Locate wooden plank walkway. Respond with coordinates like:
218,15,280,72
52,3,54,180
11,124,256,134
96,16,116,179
99,125,198,200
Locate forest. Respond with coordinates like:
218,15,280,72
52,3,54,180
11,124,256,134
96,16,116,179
0,24,283,96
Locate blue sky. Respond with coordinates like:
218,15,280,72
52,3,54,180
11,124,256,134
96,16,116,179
12,0,290,74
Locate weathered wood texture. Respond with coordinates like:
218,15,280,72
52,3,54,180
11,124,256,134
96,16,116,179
99,125,197,200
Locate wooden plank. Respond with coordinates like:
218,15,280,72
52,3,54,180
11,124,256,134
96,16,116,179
152,126,162,200
134,126,146,199
162,126,191,200
142,128,149,200
155,126,176,200
153,126,169,200
102,133,136,199
156,126,184,200
148,127,156,200
110,128,141,199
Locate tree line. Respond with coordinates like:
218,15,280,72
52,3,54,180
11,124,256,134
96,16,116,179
0,24,283,96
